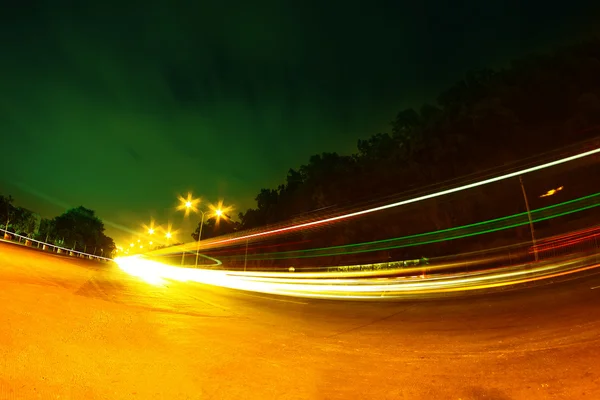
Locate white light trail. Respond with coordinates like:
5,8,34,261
116,252,600,300
207,147,600,246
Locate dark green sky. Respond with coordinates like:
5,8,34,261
1,0,599,244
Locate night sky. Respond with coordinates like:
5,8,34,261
1,0,599,244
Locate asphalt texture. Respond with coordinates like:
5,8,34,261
1,241,600,399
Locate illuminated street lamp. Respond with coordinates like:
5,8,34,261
191,207,224,268
142,219,161,240
177,193,200,218
177,193,230,268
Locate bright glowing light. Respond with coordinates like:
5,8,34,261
149,241,153,245
130,243,134,247
209,200,233,221
115,256,168,285
209,147,600,247
540,186,564,198
177,193,200,217
177,195,233,225
142,220,160,237
115,252,600,300
164,221,178,241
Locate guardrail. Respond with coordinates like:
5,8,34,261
325,258,428,273
0,228,112,262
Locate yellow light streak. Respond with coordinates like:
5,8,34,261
115,252,600,300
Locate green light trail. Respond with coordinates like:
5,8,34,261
208,147,600,247
237,191,600,261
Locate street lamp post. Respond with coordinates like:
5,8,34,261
194,208,224,268
165,231,172,248
179,199,195,266
244,239,249,271
177,193,226,268
519,176,539,262
195,210,207,268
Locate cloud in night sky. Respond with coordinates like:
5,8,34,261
1,0,599,243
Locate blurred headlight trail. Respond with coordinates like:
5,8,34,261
206,147,600,246
115,253,600,300
146,190,600,263
145,146,600,258
241,192,600,261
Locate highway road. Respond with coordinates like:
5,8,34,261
1,241,600,399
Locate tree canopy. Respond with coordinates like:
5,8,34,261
236,39,600,235
196,38,600,269
192,215,240,241
53,206,115,254
0,198,116,258
0,195,38,237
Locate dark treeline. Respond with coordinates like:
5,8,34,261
0,196,116,257
202,40,600,267
239,39,600,228
192,215,239,241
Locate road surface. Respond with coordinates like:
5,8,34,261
1,241,600,399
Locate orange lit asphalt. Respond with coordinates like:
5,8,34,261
2,241,600,399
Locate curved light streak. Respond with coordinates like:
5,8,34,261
236,193,600,261
179,251,223,266
146,189,599,263
116,252,600,300
206,147,600,246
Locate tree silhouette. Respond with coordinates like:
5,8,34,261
229,38,600,260
53,206,115,255
192,215,240,241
